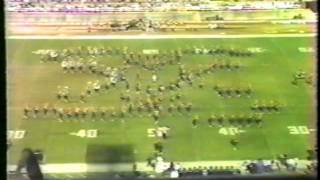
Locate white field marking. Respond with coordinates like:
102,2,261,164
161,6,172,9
287,126,310,135
70,129,98,138
6,33,316,40
7,160,312,174
142,49,159,54
7,130,26,139
298,47,315,53
309,129,316,132
247,47,266,53
218,127,242,136
147,127,170,137
238,129,246,133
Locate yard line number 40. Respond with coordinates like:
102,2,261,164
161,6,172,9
218,127,244,136
70,129,98,138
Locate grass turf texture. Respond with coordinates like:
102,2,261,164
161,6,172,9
7,37,316,164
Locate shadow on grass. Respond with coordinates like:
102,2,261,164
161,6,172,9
84,144,138,179
86,144,135,164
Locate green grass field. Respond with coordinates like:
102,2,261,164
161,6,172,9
7,37,316,165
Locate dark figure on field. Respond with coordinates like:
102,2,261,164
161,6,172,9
168,104,175,113
154,142,163,153
23,105,31,119
80,93,86,103
291,79,298,86
99,107,107,119
175,93,182,100
217,114,224,127
74,108,80,119
198,82,204,89
42,104,49,116
185,102,192,112
66,108,73,119
16,148,44,180
230,139,239,150
104,82,110,90
192,115,199,128
58,108,64,121
255,119,263,127
33,106,39,118
137,103,144,113
125,80,130,90
162,131,168,139
305,74,313,85
177,103,184,112
153,110,160,124
246,117,253,127
51,105,58,115
245,86,252,97
128,103,134,113
229,116,235,126
207,115,215,127
91,108,97,119
135,83,142,92
251,100,259,111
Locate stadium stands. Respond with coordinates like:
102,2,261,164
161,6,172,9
6,0,304,12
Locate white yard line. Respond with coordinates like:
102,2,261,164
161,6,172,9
7,160,313,174
6,33,316,40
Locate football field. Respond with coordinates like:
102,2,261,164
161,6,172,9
7,36,316,166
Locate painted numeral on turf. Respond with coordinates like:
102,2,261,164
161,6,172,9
87,130,98,138
218,128,240,136
7,130,26,139
71,129,98,138
247,47,265,53
298,47,314,53
147,127,170,137
287,126,310,135
147,129,156,137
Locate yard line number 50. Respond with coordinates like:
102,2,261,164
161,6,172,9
147,127,170,137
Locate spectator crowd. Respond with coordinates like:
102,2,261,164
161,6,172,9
6,0,303,12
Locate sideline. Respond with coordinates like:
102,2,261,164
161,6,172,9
6,33,316,40
7,160,312,174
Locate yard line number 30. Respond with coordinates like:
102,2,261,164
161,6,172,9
7,130,26,139
287,126,310,135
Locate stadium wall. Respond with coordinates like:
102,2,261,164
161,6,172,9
305,1,317,12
